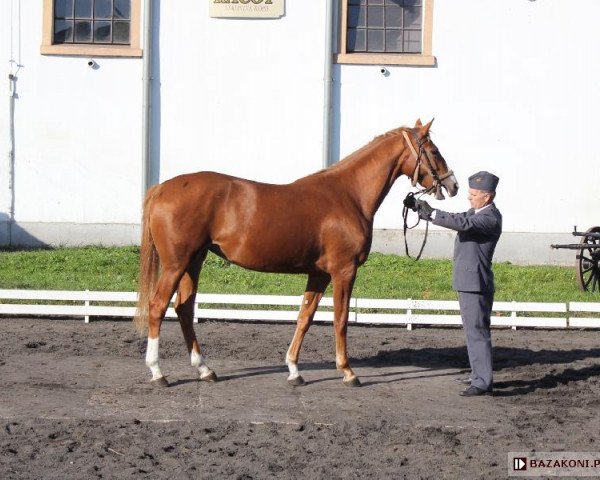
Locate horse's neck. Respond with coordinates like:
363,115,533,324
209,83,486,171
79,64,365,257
338,134,409,221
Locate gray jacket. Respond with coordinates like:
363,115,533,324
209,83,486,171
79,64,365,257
432,204,502,293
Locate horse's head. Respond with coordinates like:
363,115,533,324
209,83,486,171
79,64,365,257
403,119,459,200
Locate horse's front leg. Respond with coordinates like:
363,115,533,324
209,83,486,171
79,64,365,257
286,273,330,386
332,268,360,387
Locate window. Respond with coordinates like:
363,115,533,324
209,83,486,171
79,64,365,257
336,0,435,66
41,0,142,57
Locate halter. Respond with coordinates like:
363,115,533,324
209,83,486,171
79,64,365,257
401,130,455,199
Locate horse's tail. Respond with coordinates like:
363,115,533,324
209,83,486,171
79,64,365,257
134,185,161,334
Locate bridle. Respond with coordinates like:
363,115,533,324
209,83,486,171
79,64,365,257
401,130,455,199
401,129,455,260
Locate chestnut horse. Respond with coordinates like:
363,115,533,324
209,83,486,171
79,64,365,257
134,119,458,387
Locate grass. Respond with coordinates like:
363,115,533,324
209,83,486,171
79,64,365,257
0,246,598,303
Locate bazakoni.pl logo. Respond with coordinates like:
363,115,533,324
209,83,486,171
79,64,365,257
509,452,600,476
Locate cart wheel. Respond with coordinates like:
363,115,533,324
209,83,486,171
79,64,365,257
576,226,600,292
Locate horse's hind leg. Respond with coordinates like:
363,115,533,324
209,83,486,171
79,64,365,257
146,265,187,386
285,273,330,386
175,250,217,382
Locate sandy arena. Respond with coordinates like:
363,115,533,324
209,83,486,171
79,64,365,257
1,317,599,479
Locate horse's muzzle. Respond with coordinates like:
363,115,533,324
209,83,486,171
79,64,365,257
432,175,459,200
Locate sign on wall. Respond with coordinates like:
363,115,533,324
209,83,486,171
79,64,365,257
210,0,284,19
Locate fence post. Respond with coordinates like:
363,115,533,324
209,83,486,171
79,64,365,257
84,289,90,324
511,300,517,330
406,298,413,331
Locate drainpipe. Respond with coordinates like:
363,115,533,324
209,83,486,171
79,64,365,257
7,72,16,244
141,0,153,205
322,0,334,168
7,0,21,246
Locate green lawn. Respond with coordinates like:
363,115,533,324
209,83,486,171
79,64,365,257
0,246,597,303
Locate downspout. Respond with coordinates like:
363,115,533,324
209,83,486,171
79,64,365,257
7,0,21,246
322,0,334,168
141,0,153,205
7,72,16,245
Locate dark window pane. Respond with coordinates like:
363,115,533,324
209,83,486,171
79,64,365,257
367,6,384,28
94,21,111,42
54,0,73,19
403,29,422,53
74,20,92,42
347,28,366,52
385,29,403,52
346,0,424,55
54,19,73,43
113,21,130,43
114,0,131,19
404,5,422,29
367,29,384,52
95,0,113,19
74,0,92,18
385,5,402,28
348,6,366,28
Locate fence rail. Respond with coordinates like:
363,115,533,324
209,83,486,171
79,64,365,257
0,289,599,329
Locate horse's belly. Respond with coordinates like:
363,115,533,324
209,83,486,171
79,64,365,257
211,234,319,274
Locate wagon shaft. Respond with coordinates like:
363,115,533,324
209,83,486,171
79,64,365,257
550,244,600,250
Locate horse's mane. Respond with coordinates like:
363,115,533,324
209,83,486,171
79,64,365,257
309,126,411,177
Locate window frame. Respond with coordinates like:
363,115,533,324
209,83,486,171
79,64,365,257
41,0,142,57
336,0,435,67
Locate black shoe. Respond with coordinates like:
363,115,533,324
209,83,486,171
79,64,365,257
459,385,493,397
454,376,471,385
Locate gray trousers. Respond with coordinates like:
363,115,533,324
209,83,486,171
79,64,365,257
458,291,494,390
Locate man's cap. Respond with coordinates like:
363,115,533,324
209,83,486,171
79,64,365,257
468,171,499,191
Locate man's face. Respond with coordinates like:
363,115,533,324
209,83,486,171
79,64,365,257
467,188,492,210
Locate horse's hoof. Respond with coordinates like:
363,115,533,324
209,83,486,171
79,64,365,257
343,376,361,387
200,371,218,382
151,376,169,387
287,375,306,387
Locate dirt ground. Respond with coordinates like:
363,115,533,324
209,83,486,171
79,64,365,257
0,317,599,479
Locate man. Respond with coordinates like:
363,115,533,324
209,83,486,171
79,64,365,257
416,171,502,397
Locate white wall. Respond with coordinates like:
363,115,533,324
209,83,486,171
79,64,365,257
2,0,143,228
154,0,326,185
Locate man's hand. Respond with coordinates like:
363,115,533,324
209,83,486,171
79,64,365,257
403,193,417,212
416,199,434,221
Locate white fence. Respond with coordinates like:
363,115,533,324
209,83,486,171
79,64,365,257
1,289,599,329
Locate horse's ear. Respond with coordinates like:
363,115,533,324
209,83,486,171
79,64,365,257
420,118,435,137
414,119,423,128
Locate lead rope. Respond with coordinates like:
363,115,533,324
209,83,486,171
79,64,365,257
402,192,429,261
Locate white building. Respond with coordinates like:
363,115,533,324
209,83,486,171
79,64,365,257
1,0,599,265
